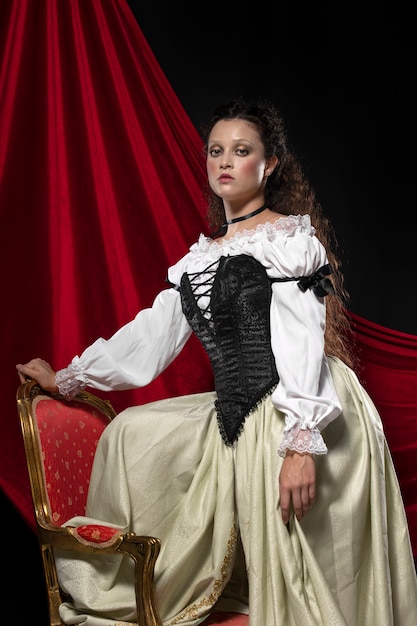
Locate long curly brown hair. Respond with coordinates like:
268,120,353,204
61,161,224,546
200,97,356,369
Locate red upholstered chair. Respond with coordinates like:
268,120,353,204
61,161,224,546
17,379,249,626
16,379,161,626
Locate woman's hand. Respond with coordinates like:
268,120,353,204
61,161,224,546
279,450,316,524
16,358,58,394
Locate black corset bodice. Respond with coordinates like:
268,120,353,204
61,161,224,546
179,254,279,445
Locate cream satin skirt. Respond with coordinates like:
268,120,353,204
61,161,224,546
56,357,417,626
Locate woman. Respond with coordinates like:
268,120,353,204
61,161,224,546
17,99,417,625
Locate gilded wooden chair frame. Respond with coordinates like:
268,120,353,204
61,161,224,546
16,379,162,626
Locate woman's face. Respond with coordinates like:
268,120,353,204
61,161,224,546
206,119,270,204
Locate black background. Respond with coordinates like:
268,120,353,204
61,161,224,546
128,1,416,336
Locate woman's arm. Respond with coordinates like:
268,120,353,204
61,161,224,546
17,287,192,398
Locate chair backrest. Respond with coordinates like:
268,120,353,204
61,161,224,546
17,381,246,626
17,380,116,527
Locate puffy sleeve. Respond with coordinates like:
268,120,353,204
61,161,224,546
262,219,342,456
56,262,193,398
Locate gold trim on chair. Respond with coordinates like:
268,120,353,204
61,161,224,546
16,379,162,626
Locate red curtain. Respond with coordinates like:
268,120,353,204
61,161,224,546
0,0,416,559
349,312,417,557
0,0,213,525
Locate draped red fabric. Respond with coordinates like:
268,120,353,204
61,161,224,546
349,312,417,557
0,0,415,561
0,0,213,526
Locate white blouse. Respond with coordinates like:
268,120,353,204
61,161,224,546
56,214,342,455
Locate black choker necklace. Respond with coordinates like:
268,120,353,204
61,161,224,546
211,204,268,238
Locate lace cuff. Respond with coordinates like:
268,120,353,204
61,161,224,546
55,361,88,400
278,424,328,458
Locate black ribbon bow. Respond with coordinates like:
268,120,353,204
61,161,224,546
297,263,335,297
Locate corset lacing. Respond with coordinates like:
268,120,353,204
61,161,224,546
179,255,279,445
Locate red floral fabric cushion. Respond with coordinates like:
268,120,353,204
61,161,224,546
70,524,122,547
33,396,109,525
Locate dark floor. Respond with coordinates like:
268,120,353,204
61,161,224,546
3,490,49,624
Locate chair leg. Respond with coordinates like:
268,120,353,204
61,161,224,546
41,537,162,626
119,535,162,626
40,544,65,626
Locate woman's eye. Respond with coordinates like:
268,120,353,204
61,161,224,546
209,148,221,157
236,148,249,156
